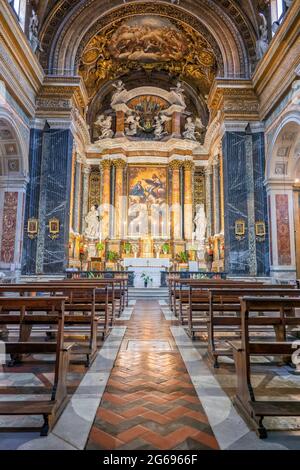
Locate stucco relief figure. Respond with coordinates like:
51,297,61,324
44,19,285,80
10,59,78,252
29,10,41,53
183,117,205,141
256,13,269,60
125,113,141,136
111,80,126,104
85,206,100,239
154,114,171,139
193,204,207,245
94,114,114,140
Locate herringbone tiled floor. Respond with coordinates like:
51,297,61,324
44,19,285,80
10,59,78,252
86,300,219,450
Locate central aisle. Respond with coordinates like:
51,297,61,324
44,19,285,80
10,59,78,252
86,300,219,450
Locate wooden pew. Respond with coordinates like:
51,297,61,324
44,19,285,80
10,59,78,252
229,296,300,438
178,280,268,323
0,284,108,366
0,296,73,436
206,288,300,367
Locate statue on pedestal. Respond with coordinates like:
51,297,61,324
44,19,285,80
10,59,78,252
29,10,41,53
154,114,171,140
85,205,100,240
193,204,207,261
256,13,268,60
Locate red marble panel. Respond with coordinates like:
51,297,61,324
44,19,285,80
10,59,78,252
1,192,18,264
276,194,291,265
268,195,273,265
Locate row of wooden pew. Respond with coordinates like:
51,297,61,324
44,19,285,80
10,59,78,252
167,275,300,438
0,275,128,436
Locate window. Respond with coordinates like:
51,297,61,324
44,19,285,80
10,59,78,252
9,0,26,29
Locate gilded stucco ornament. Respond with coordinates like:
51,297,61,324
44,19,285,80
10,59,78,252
79,17,217,99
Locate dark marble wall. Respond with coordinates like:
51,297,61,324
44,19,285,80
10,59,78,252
22,127,73,274
222,131,269,276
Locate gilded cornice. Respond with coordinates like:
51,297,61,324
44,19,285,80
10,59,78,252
208,78,259,121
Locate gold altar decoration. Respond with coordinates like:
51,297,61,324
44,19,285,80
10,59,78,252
89,168,101,208
79,16,216,98
235,219,246,241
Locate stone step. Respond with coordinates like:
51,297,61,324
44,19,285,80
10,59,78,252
129,288,168,299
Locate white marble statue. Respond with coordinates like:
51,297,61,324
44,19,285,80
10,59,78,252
111,80,126,104
85,205,100,239
94,114,114,140
125,113,141,136
154,114,171,140
170,82,185,104
193,204,207,245
183,117,204,141
256,13,269,60
29,10,40,53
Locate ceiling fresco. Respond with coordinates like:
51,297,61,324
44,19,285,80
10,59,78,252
79,15,217,100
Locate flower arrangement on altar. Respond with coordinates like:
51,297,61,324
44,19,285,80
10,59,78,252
141,272,153,288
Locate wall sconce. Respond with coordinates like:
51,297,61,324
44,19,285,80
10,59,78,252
255,221,266,242
27,218,38,239
235,219,246,241
48,218,60,240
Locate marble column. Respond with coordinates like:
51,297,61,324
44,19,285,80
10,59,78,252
22,126,73,275
183,160,194,241
205,165,213,238
170,160,182,240
114,159,126,239
222,129,269,276
245,131,257,276
100,159,111,240
213,155,221,236
22,127,43,274
73,154,82,234
81,164,91,235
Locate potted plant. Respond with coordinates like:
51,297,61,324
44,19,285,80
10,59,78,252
124,241,132,256
96,241,105,256
107,251,119,263
162,243,170,256
176,251,189,264
141,272,153,288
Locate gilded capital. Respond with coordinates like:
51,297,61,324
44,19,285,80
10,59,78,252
113,159,127,169
183,160,194,171
100,159,111,170
169,160,182,171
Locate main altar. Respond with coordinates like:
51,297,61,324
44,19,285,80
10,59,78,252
124,258,170,288
68,79,225,274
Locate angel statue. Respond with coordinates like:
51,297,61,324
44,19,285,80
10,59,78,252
170,82,186,105
154,114,171,140
29,10,41,53
256,13,269,60
85,205,100,239
183,116,205,141
94,114,114,140
111,80,126,104
125,113,141,136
